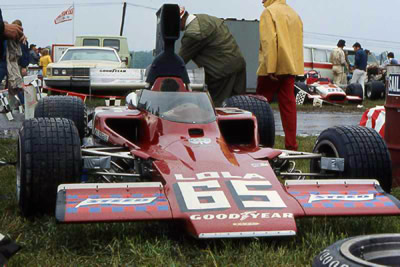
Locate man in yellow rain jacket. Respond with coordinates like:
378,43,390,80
178,7,246,107
256,0,304,151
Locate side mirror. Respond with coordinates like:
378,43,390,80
123,57,129,66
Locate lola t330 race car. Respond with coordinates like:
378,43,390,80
16,4,400,239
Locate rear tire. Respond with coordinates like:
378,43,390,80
17,118,82,216
35,96,86,139
346,83,364,103
310,126,392,192
366,81,385,100
223,95,275,147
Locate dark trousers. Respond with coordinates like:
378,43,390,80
207,69,247,107
256,75,298,151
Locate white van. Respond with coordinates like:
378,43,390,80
75,35,131,67
304,44,380,80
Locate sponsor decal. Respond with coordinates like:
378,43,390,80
190,211,293,221
308,194,374,203
233,222,260,226
188,138,211,145
251,162,269,168
75,197,156,208
94,128,109,142
175,172,265,181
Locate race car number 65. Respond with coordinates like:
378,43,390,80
175,180,287,212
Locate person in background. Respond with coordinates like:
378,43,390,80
256,0,304,151
178,6,246,107
0,8,24,113
350,42,368,98
329,39,347,86
28,44,39,65
39,48,51,76
12,19,29,77
383,52,399,66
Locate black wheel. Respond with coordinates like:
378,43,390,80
310,126,392,192
34,96,86,139
222,95,275,147
346,83,363,103
366,81,385,100
0,234,21,266
313,234,400,267
17,118,82,216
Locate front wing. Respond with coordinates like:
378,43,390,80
56,180,400,238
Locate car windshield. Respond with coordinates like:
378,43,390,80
346,51,379,66
60,49,120,62
137,90,216,124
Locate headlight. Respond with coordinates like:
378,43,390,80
62,69,67,75
53,69,59,75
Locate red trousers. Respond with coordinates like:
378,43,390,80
256,75,298,151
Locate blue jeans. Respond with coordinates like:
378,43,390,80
0,61,6,87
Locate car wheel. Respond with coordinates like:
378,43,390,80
310,126,392,192
34,96,87,139
312,234,400,267
366,81,385,100
17,118,82,216
222,95,275,147
346,83,363,103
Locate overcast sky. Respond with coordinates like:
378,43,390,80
2,0,400,56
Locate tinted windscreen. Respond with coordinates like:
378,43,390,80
104,39,120,52
138,90,216,124
60,49,120,62
82,39,100,46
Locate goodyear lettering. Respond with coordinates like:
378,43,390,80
99,69,127,73
318,250,349,267
190,212,293,221
175,172,265,181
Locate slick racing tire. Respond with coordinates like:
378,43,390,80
310,125,392,192
223,95,275,147
17,118,82,216
365,81,385,100
312,234,400,267
346,83,363,103
35,96,87,139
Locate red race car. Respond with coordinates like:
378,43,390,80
295,70,363,105
16,4,400,239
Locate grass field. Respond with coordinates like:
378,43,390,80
1,137,399,266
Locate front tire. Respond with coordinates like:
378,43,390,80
17,118,82,216
223,95,275,147
310,126,392,192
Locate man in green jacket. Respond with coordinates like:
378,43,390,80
178,7,246,107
